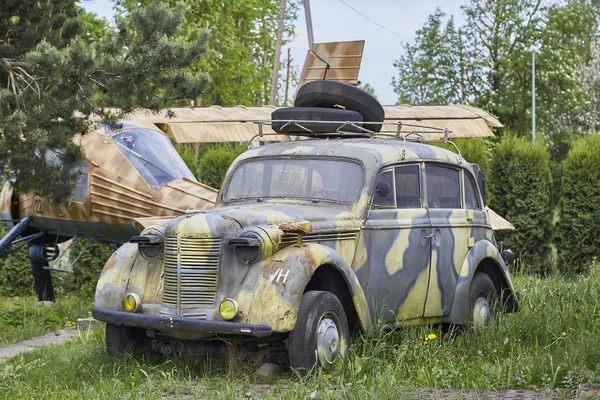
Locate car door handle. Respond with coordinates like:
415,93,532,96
424,233,435,239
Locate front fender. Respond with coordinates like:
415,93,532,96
94,243,164,311
241,243,372,333
447,239,516,325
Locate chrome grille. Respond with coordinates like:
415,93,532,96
280,231,358,247
163,235,221,312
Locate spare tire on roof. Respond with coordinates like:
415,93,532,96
294,80,385,133
271,107,365,134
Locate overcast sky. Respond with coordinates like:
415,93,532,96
82,0,468,105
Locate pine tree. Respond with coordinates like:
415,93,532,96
0,0,210,203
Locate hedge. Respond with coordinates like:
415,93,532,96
488,135,553,274
556,134,600,273
431,138,491,172
197,143,246,189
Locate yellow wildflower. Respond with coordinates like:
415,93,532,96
427,333,437,340
493,349,497,353
562,332,567,337
423,341,428,345
327,373,333,380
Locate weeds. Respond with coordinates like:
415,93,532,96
1,266,600,399
0,295,92,345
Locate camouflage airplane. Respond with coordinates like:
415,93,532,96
0,121,217,301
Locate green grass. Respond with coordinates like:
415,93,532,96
1,266,600,399
0,295,93,346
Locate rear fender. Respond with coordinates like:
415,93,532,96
243,243,372,333
447,239,516,325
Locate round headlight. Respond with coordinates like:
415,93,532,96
234,232,264,264
122,293,142,313
219,298,239,320
135,228,164,259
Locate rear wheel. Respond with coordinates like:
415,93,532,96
105,323,146,356
288,291,349,374
468,272,498,327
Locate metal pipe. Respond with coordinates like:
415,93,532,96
269,0,286,105
532,50,536,144
0,216,31,257
304,0,314,49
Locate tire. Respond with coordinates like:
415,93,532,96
271,107,365,134
105,323,145,356
294,80,385,133
288,291,350,374
468,272,498,327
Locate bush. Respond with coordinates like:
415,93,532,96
556,134,600,273
57,239,115,298
197,143,246,189
431,138,492,172
0,226,33,297
488,135,553,274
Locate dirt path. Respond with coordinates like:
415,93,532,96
0,328,79,362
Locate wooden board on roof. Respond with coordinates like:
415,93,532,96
298,40,365,88
123,104,501,143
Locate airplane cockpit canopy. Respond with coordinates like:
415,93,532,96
111,127,196,190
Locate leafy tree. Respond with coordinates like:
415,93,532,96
0,0,210,203
392,9,472,105
393,0,599,159
358,82,378,101
582,43,600,133
117,0,299,107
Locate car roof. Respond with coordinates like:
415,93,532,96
239,138,470,171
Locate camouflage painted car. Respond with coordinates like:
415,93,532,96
93,138,518,371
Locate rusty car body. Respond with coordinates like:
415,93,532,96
93,134,518,370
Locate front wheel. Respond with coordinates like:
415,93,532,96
105,323,145,356
468,272,498,327
288,291,350,374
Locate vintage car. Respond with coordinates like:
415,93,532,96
93,134,518,371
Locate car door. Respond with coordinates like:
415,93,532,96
423,164,471,318
361,163,432,324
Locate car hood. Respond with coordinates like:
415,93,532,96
171,203,361,237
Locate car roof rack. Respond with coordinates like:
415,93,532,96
248,120,461,159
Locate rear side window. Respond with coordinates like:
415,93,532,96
464,173,482,209
372,170,394,208
426,165,460,209
395,165,420,208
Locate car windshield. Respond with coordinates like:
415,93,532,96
224,158,364,203
112,129,195,190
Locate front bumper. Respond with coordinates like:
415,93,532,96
92,307,272,338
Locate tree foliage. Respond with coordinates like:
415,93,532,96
117,0,299,107
556,135,600,273
488,135,553,274
0,0,210,203
197,144,246,189
393,0,600,157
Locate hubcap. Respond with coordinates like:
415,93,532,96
473,297,491,327
316,315,341,367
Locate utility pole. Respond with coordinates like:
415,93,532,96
529,45,541,144
269,0,286,105
304,0,314,49
284,48,292,105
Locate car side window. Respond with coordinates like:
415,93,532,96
464,172,482,210
395,165,420,208
372,170,394,208
426,165,460,209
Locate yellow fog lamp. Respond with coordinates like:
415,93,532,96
219,298,239,320
122,293,142,313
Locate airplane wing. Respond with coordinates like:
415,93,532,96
132,216,176,233
486,207,515,231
